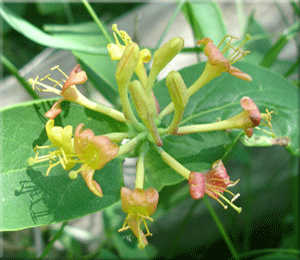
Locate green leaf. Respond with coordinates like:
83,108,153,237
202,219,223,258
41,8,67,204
181,1,227,48
260,20,300,68
145,61,299,191
0,4,107,54
243,10,272,57
0,99,127,231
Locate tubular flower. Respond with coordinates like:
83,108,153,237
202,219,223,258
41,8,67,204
118,187,159,249
71,124,119,197
239,96,262,137
28,65,87,103
107,24,151,64
197,35,252,81
28,119,76,176
189,160,242,213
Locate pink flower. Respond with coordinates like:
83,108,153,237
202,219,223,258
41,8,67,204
189,160,241,213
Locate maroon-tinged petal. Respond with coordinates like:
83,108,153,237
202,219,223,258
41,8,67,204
44,99,65,119
240,97,262,127
81,167,103,197
189,171,205,199
62,65,88,91
197,38,230,70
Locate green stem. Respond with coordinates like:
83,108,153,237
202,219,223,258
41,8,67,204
119,85,139,123
81,0,112,43
159,148,190,179
176,111,248,135
203,197,240,260
104,132,130,143
75,91,127,122
37,222,68,260
1,55,40,99
117,132,147,157
135,142,149,189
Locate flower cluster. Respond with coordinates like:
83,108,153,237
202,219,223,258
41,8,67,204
28,25,274,248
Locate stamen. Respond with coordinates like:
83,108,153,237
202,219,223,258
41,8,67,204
40,74,50,81
46,160,61,176
28,76,39,90
231,193,240,202
51,65,69,79
214,196,228,210
34,144,54,152
216,192,242,213
227,179,240,187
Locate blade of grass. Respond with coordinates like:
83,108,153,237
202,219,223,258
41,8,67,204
155,0,186,50
1,55,40,100
229,248,300,260
260,20,300,68
81,0,112,44
290,0,300,17
0,4,107,54
235,0,246,35
274,2,290,27
166,200,199,259
37,222,68,259
284,57,300,77
203,196,240,260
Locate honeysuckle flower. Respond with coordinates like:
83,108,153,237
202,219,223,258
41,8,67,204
108,24,151,87
29,65,127,122
28,65,87,103
197,36,252,81
176,96,262,137
70,123,119,197
189,160,242,213
159,35,252,119
118,187,159,249
239,96,261,137
28,119,76,176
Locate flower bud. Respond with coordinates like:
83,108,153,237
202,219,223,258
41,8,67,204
115,43,140,87
146,37,184,94
129,80,152,121
152,37,184,73
166,71,189,111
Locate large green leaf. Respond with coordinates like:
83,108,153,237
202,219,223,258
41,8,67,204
144,61,299,191
0,99,127,231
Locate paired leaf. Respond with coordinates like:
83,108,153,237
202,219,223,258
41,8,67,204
0,99,127,231
144,61,299,191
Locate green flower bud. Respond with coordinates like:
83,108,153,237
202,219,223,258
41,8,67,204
146,37,184,94
116,43,140,87
166,71,189,111
129,80,151,121
129,80,163,146
152,37,184,74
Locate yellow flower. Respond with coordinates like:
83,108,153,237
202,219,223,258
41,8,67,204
71,123,119,197
28,119,76,175
118,187,159,249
